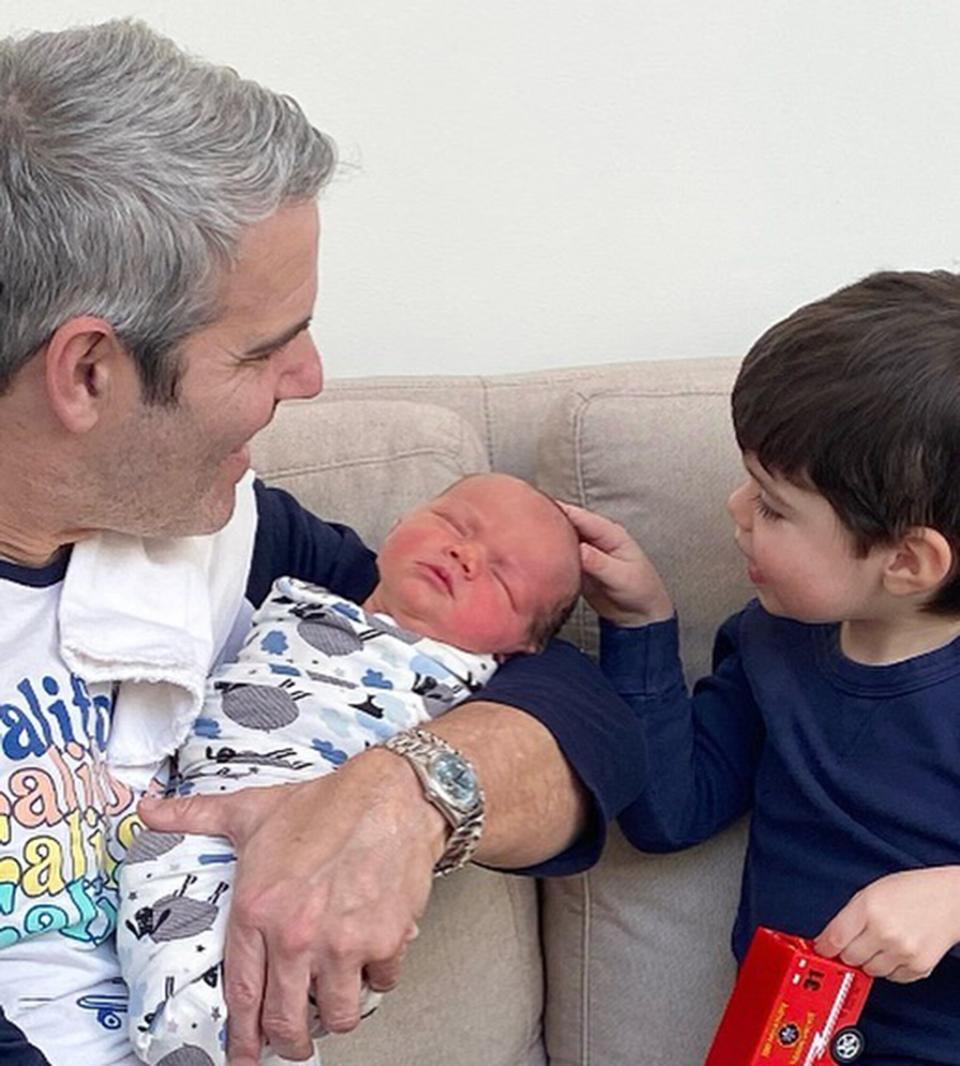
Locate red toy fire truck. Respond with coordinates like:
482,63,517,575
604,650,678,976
705,927,873,1065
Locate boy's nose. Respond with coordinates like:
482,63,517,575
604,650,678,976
726,480,753,532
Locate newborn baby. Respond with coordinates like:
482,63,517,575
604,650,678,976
118,472,581,1066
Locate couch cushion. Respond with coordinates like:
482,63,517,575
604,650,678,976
251,398,546,1066
537,379,752,677
543,823,747,1066
251,397,490,548
324,865,547,1066
536,377,752,1065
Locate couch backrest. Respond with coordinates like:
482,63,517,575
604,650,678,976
250,356,752,1066
254,355,750,677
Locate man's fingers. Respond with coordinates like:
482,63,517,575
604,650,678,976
312,962,363,1034
260,954,314,1061
224,922,268,1066
138,792,238,839
364,952,404,994
364,919,418,992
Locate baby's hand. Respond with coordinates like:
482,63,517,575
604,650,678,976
814,867,960,982
557,502,674,626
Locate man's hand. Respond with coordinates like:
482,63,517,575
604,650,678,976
557,502,674,626
138,749,443,1066
814,866,960,983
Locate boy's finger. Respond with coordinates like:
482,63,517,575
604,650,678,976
567,511,631,553
814,902,865,958
580,542,621,575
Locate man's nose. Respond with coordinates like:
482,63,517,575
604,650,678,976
276,335,323,401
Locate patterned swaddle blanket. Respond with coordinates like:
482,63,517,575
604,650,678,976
117,576,497,1066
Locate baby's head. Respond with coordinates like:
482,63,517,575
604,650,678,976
367,473,581,655
732,270,960,614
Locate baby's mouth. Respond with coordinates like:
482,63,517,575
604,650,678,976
421,562,453,594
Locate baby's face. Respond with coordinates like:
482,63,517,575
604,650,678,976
371,474,580,654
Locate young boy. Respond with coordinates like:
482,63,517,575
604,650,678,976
118,472,581,1066
564,271,960,1064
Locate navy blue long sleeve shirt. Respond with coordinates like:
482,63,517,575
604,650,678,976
608,603,960,1064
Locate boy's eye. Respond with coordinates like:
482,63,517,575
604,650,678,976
753,493,783,521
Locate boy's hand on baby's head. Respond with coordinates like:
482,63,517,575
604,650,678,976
557,502,674,626
814,866,960,983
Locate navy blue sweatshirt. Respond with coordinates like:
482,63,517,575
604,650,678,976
609,603,960,1064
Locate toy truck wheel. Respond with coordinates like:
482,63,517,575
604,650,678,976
830,1027,865,1062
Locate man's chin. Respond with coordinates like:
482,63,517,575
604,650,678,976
159,484,239,539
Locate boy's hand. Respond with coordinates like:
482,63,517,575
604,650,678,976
814,867,960,982
557,502,674,626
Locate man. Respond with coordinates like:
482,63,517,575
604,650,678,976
0,19,644,1066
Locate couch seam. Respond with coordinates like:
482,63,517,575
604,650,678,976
257,445,474,479
571,393,590,651
480,377,496,469
581,871,592,1066
573,386,730,400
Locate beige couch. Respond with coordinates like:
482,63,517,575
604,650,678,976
250,356,756,1066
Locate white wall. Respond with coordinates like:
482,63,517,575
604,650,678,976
7,1,960,380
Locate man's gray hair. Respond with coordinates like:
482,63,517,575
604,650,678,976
0,19,335,402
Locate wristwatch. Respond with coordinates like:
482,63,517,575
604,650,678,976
381,727,485,877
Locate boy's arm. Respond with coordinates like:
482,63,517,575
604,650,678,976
611,613,764,850
562,502,764,851
814,866,960,982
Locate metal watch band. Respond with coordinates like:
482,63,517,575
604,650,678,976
381,727,485,877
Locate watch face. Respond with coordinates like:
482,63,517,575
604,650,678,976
432,752,478,809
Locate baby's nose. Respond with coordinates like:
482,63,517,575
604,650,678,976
448,541,483,577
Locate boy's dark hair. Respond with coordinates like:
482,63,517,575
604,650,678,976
732,270,960,615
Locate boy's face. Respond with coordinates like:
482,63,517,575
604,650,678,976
371,474,580,654
727,453,889,622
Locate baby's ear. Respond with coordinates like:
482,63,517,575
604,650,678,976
883,527,954,599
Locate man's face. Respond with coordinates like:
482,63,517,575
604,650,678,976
371,474,580,654
86,202,322,538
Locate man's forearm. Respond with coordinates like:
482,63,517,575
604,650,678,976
428,700,588,868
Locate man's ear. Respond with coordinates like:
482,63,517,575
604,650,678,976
883,527,954,599
43,316,130,433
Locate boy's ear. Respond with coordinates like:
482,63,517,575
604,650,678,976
43,316,129,433
882,527,954,599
